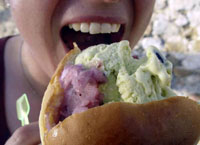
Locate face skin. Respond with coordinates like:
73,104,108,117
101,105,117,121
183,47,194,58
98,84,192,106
9,0,155,93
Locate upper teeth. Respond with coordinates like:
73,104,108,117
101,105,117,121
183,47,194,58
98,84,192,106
69,22,121,34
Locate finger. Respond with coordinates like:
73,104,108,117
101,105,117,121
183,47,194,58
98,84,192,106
5,122,41,145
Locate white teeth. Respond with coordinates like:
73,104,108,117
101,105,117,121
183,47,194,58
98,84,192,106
101,23,111,34
80,23,89,33
111,24,117,32
89,23,101,34
111,24,121,32
116,24,121,32
69,24,73,29
72,23,80,31
68,22,121,34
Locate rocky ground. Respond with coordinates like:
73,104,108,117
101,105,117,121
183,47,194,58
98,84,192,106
136,0,200,100
0,0,200,100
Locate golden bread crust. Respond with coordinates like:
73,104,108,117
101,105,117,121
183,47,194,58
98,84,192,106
44,97,200,145
39,44,81,144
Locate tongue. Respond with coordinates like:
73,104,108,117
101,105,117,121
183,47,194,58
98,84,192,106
61,26,124,50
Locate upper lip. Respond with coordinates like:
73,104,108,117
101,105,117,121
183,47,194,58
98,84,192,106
60,15,126,28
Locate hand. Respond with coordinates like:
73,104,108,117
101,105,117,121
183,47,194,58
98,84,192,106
5,122,41,145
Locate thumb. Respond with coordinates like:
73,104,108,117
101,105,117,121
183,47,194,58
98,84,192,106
5,122,41,145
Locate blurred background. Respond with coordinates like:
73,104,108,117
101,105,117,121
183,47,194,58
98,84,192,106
0,0,200,100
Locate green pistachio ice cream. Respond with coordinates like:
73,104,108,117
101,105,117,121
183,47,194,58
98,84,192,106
75,41,176,104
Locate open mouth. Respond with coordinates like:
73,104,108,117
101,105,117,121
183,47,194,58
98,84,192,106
60,22,125,51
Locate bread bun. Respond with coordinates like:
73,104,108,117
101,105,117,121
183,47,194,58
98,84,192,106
39,45,200,145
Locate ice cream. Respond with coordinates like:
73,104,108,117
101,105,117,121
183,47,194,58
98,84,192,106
75,40,176,104
40,41,200,145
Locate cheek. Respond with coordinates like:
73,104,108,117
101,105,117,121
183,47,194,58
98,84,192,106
10,0,58,46
129,0,155,47
10,0,61,74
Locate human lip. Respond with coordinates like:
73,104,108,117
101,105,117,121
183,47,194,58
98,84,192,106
61,15,126,27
